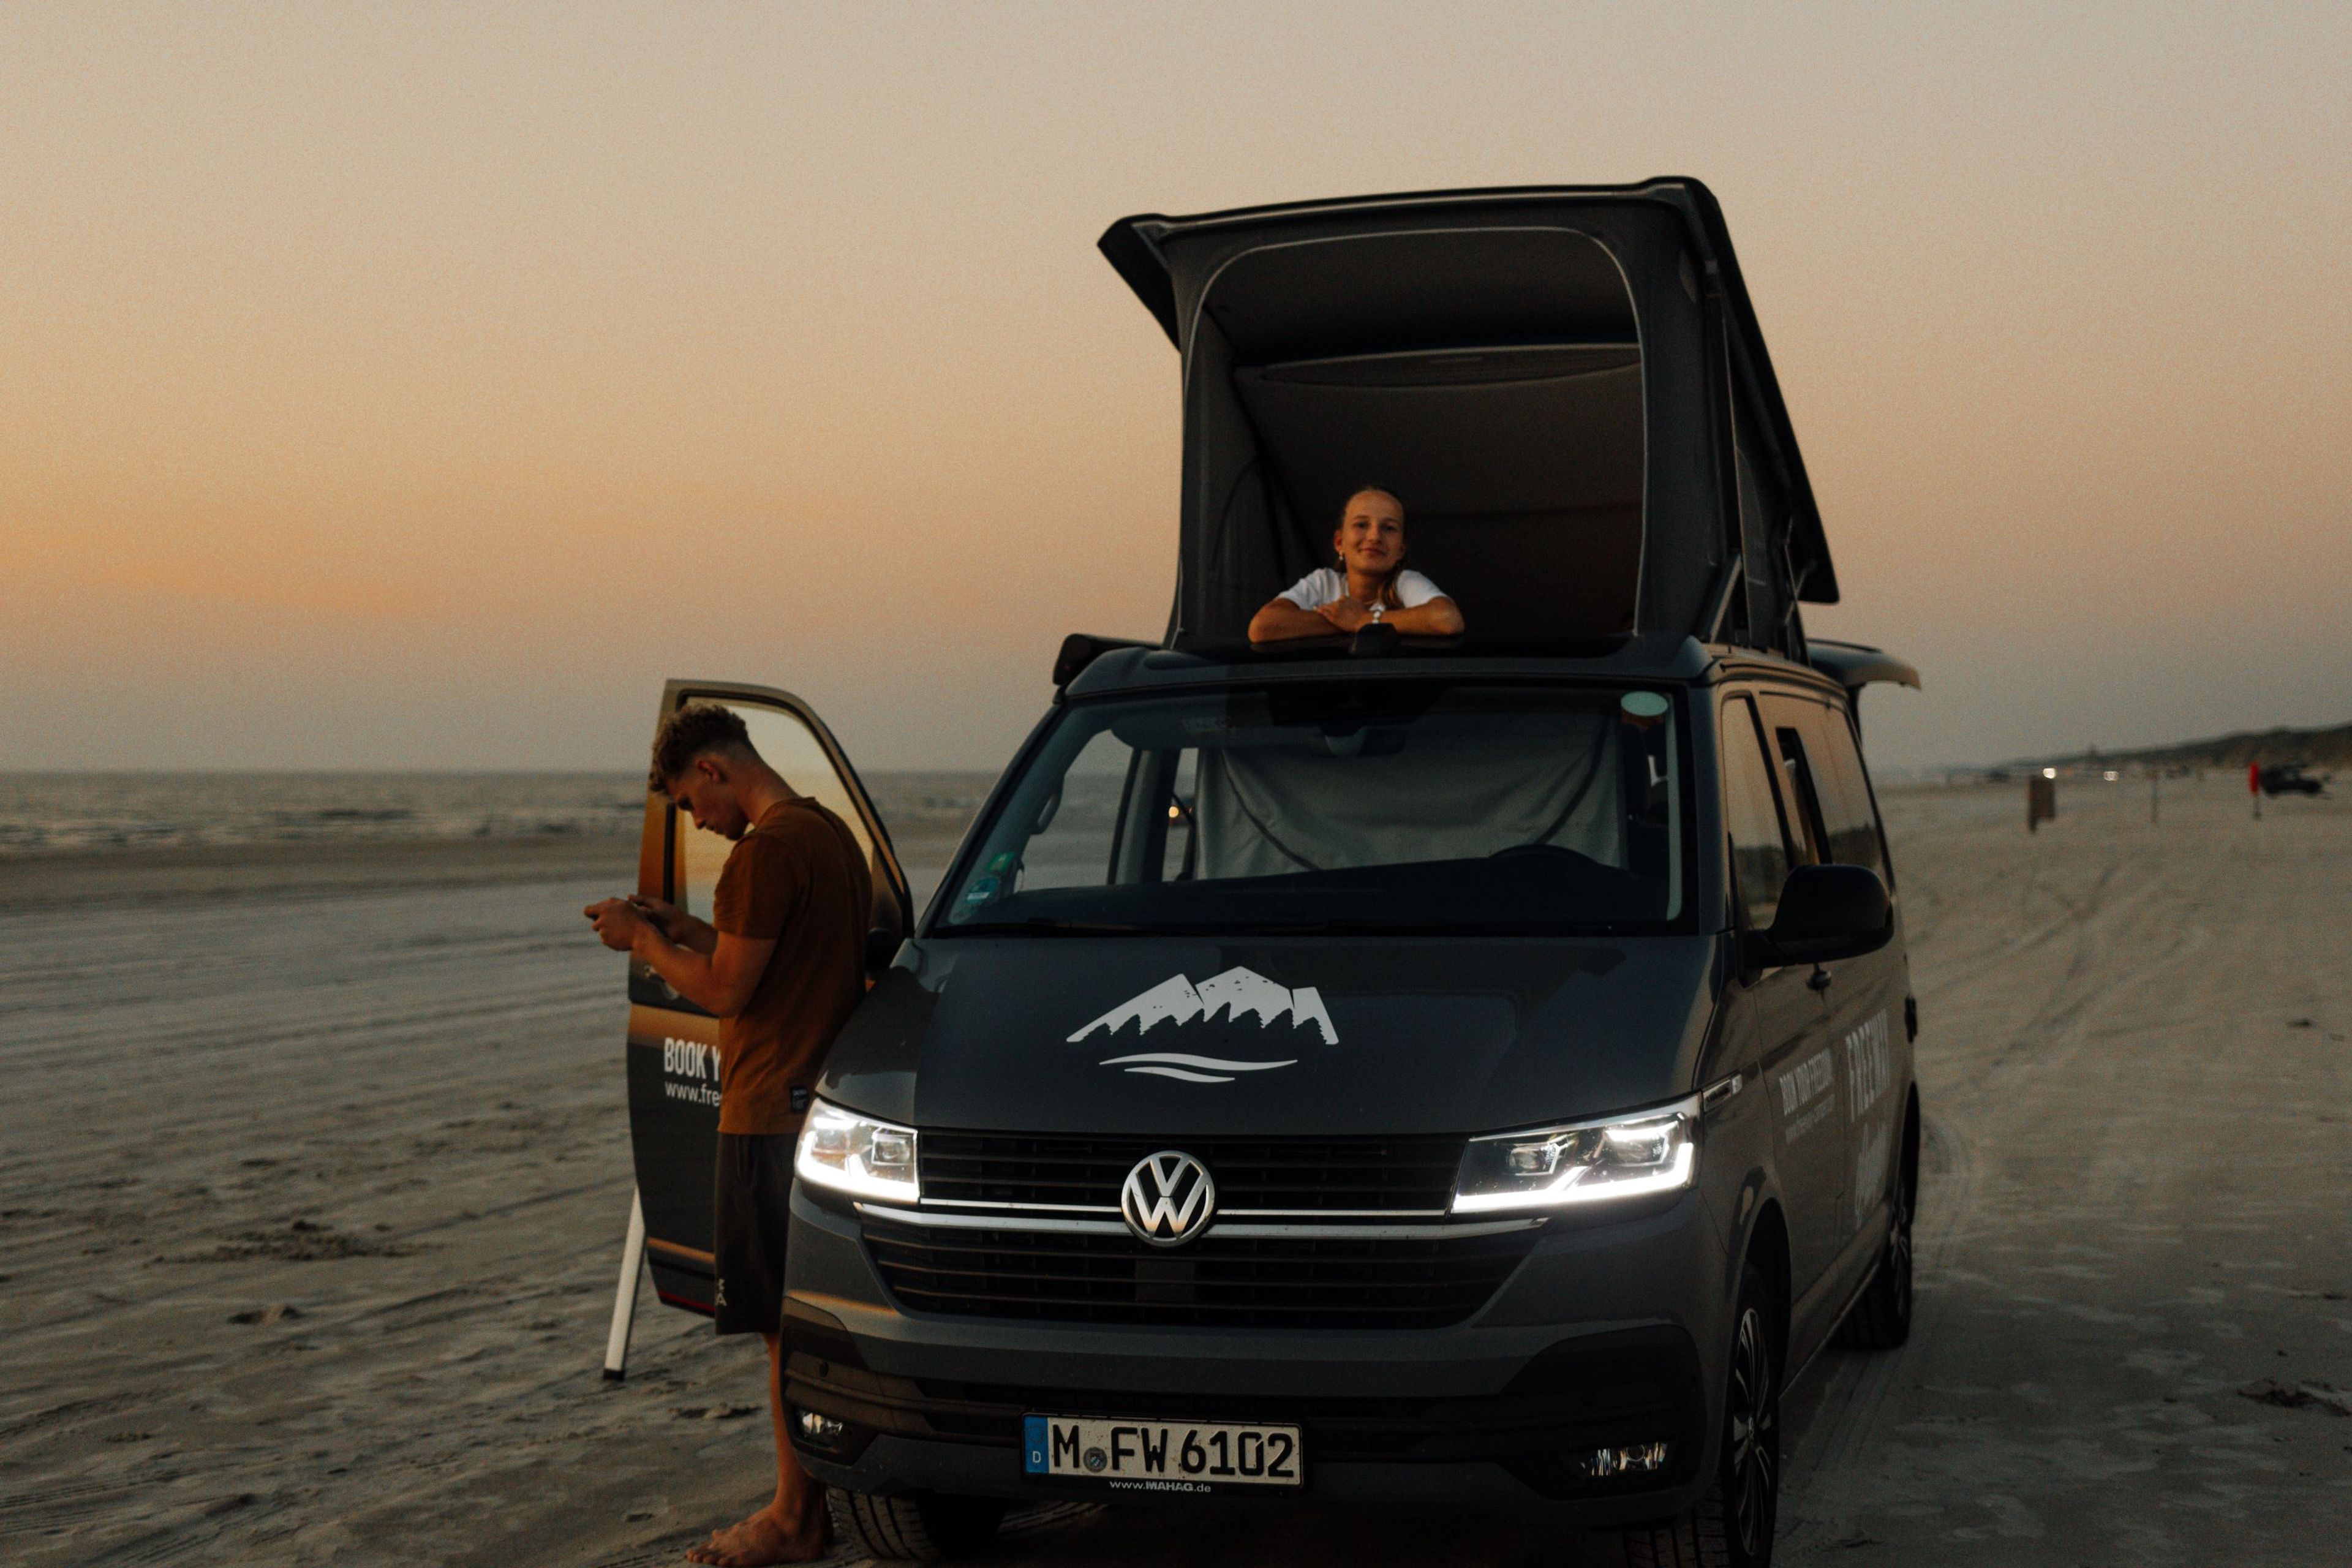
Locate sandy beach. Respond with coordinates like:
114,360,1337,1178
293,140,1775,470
3,776,2347,1565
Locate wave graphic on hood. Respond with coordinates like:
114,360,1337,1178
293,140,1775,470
1070,967,1336,1082
1098,1052,1301,1084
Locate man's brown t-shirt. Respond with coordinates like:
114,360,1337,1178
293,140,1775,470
709,797,873,1136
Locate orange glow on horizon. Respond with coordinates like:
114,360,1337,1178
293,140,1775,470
3,4,2346,771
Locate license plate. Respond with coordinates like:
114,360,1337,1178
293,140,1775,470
1023,1414,1303,1491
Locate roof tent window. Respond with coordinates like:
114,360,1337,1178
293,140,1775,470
1193,227,1643,644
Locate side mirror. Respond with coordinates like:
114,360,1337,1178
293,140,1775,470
865,926,904,977
1744,864,1891,970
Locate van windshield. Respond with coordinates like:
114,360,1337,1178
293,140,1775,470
935,681,1683,935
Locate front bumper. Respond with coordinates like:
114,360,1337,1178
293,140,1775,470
782,1183,1731,1522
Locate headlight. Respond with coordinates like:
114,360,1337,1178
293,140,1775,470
1451,1096,1699,1213
793,1100,919,1203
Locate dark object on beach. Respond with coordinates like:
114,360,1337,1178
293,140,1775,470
168,1220,413,1264
2258,764,2326,797
228,1303,303,1325
2028,774,2056,831
2239,1379,2352,1417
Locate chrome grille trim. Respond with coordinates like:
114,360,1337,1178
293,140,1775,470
858,1203,1541,1242
917,1213,1119,1222
916,1199,1450,1219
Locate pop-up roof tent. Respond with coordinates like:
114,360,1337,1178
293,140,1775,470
1098,180,1834,657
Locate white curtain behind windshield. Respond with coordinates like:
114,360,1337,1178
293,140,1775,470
1194,711,1616,879
942,682,1682,934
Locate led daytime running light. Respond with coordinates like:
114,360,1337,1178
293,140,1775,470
793,1099,921,1203
1452,1097,1700,1214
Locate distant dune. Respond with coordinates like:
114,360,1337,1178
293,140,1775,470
2008,720,2351,772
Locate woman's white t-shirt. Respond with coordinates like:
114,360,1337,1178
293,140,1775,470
1277,568,1446,611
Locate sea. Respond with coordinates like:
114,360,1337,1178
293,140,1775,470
0,771,998,856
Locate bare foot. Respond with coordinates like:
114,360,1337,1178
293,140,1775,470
684,1502,826,1566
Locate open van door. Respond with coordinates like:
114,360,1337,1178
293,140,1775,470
625,680,911,1315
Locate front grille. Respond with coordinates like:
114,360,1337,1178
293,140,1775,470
918,1131,1464,1213
862,1215,1533,1329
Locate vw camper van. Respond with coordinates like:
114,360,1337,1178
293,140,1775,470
621,181,1922,1567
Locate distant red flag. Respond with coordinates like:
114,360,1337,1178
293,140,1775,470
2249,762,2261,795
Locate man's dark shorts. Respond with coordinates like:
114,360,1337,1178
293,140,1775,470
713,1131,795,1336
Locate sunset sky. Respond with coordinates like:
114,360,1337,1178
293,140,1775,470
6,3,2346,774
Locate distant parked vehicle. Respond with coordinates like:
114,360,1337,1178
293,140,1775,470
2258,764,2326,797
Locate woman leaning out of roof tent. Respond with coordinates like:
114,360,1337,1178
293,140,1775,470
1246,486,1466,643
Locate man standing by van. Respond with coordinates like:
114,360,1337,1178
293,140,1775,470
586,703,872,1566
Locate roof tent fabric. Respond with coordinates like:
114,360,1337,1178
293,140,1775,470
1099,181,1835,654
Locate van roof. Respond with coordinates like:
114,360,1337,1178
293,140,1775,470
1059,633,1856,702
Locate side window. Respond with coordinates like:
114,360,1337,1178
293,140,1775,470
673,702,880,927
1796,701,1892,883
1760,706,1831,865
1721,696,1796,929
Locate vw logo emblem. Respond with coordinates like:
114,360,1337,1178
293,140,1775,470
1119,1151,1216,1248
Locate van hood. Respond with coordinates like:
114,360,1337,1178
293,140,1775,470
820,935,1721,1138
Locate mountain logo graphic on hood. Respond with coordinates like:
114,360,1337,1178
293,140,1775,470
1069,967,1337,1084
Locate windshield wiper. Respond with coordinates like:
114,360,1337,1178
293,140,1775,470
1219,918,1612,937
941,916,1631,938
944,918,1169,937
1223,919,1459,936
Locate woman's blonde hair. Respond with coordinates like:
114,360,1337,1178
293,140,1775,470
1336,484,1409,609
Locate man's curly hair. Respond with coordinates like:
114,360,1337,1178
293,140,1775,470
648,703,759,791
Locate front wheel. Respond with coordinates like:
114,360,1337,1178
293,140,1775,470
1616,1264,1780,1568
826,1488,1004,1564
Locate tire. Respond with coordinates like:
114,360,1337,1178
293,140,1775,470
1838,1120,1915,1351
825,1488,1005,1564
1615,1264,1780,1568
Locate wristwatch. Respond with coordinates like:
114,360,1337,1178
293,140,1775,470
1368,603,1385,624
